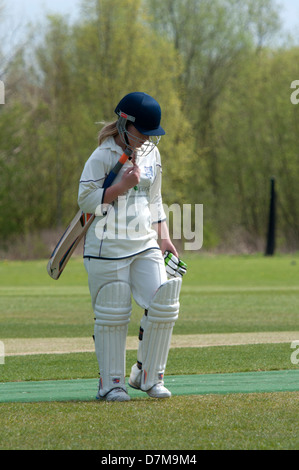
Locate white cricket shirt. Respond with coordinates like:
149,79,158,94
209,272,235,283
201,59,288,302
78,137,166,259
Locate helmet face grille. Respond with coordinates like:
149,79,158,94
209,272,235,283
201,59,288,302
117,117,161,156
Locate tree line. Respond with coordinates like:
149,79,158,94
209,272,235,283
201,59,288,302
0,0,298,254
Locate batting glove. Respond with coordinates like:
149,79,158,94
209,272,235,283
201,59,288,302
164,250,187,278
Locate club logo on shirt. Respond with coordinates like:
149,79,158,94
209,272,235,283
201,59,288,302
143,166,153,179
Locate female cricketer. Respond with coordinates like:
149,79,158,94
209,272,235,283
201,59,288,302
78,92,182,401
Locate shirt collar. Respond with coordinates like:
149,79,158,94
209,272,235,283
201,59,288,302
100,136,124,156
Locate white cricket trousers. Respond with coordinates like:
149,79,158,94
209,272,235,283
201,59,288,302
84,248,168,312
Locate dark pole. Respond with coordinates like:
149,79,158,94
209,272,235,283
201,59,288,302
265,177,276,256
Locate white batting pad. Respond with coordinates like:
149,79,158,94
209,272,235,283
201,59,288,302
139,277,182,391
94,281,131,397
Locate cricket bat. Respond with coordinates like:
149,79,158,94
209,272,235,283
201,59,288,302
47,211,94,280
47,148,132,280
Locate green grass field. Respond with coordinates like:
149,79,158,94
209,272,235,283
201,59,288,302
0,253,299,450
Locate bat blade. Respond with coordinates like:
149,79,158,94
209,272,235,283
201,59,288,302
47,211,94,280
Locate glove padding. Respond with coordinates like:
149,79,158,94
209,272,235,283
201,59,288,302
164,250,187,278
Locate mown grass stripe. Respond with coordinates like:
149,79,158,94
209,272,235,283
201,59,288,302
1,370,299,403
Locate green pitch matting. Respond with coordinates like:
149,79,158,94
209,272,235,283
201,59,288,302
1,370,299,403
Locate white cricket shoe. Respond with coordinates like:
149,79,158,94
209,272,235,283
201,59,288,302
96,387,130,402
146,383,172,398
129,363,171,398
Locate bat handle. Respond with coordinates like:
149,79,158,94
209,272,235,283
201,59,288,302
102,149,132,189
103,170,118,189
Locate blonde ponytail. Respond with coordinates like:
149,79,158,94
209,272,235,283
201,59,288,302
98,121,119,146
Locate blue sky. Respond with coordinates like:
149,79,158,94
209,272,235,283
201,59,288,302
3,0,81,24
278,0,299,33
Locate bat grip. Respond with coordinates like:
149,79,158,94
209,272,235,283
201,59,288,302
103,169,119,189
102,150,132,189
